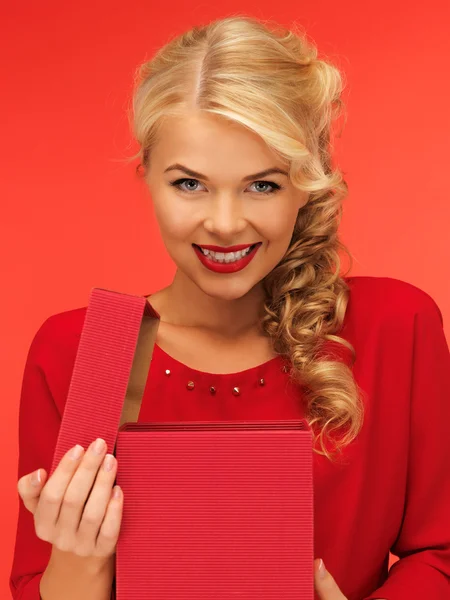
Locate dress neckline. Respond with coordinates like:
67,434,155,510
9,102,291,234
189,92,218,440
153,342,283,379
143,292,287,379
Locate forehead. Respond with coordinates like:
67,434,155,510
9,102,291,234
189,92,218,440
152,111,287,173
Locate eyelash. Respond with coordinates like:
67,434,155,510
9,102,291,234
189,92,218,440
169,178,283,195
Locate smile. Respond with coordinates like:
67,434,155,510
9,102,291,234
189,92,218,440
192,243,261,273
199,246,253,263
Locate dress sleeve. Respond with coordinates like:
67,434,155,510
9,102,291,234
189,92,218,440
9,318,59,599
9,318,116,600
364,294,450,599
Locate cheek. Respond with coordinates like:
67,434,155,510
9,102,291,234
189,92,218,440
256,202,298,243
153,197,196,241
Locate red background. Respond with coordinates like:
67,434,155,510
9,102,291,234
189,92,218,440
2,0,449,595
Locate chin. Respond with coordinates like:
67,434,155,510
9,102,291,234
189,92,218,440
194,274,260,302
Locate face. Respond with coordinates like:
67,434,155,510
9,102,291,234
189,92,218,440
145,111,308,301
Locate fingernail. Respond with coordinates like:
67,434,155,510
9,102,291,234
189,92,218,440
103,454,116,472
92,438,106,454
31,469,41,487
318,559,327,580
69,444,84,460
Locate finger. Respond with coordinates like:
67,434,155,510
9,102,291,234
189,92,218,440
55,439,108,545
34,444,87,538
17,468,48,514
95,485,124,557
75,453,118,554
314,559,346,600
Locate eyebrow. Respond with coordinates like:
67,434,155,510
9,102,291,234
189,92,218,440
164,163,289,181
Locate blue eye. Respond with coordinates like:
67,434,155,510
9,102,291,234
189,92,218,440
169,178,205,193
249,181,282,194
169,178,282,195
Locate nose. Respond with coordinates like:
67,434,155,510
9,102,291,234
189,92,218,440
203,194,247,239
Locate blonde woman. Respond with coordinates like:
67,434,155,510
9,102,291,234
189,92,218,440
11,15,450,600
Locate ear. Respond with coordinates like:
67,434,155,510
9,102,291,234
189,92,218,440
296,189,309,211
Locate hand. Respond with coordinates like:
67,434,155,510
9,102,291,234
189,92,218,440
314,559,385,600
314,558,348,599
17,438,123,560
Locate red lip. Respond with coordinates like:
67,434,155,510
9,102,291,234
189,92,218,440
194,243,258,252
193,243,261,274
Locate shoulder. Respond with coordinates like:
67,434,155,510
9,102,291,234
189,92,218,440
344,275,443,327
28,286,160,365
29,305,88,366
23,304,89,417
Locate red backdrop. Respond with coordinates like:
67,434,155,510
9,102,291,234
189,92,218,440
2,0,449,595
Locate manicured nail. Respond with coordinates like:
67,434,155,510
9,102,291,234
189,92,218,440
69,444,84,460
103,454,116,472
92,438,106,454
31,469,41,486
318,559,327,580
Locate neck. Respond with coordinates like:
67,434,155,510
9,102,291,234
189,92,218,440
155,269,266,338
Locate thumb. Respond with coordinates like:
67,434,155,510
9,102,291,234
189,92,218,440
314,558,346,600
17,468,48,514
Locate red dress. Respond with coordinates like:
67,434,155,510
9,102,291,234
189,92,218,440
10,275,450,599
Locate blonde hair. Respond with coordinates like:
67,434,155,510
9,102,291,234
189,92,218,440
126,15,364,459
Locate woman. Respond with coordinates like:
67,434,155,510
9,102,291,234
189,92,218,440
10,15,450,600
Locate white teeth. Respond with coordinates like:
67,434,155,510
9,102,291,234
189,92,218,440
199,246,253,263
